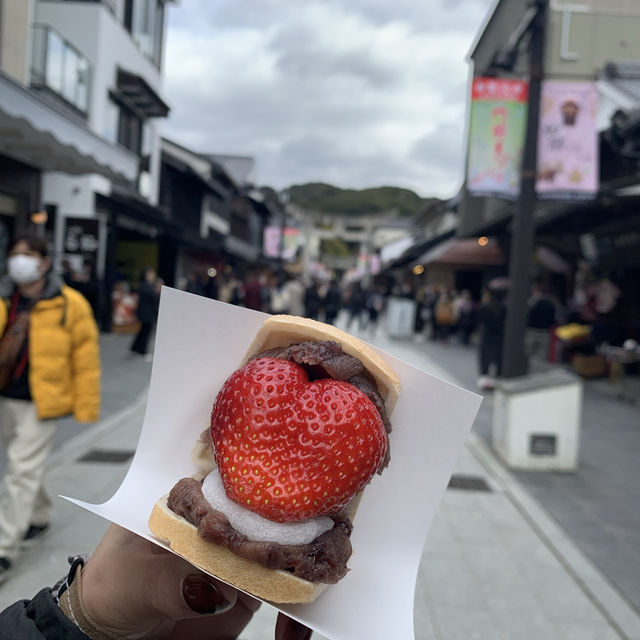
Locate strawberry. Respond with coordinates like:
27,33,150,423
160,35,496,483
210,357,387,522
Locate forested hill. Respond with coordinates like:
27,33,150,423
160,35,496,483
286,183,439,217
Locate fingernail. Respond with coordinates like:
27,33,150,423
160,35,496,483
182,574,231,614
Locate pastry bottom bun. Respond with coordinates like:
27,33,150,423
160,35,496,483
148,494,327,604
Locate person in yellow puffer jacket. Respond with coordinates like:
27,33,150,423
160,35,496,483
0,233,100,583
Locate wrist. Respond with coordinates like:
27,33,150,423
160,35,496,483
55,556,119,640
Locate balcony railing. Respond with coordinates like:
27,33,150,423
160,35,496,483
30,25,92,117
56,0,116,11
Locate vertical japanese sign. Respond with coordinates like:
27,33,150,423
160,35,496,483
263,225,281,258
281,227,300,260
63,216,99,272
263,226,300,260
466,77,529,199
536,81,598,200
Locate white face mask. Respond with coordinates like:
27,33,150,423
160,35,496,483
7,254,44,285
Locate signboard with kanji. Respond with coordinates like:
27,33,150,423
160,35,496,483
466,77,529,199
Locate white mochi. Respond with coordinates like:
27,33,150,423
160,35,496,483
201,470,334,545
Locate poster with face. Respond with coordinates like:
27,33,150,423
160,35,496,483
536,81,599,200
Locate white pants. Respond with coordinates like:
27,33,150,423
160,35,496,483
0,398,57,559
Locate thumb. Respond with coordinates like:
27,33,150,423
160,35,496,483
142,553,237,620
181,574,235,615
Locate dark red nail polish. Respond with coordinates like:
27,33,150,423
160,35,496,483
182,574,231,614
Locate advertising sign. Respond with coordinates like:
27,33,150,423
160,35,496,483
281,227,300,260
466,77,529,199
63,216,99,273
263,226,300,260
263,225,281,258
536,81,598,200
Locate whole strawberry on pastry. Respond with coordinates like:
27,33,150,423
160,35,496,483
149,315,400,604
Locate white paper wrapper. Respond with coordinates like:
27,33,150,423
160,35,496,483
65,288,481,640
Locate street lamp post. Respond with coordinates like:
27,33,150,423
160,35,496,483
501,0,548,379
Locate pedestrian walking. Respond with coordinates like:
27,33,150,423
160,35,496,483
366,285,386,336
476,287,506,389
0,233,100,582
525,281,557,363
422,285,438,340
455,290,477,345
67,259,99,320
304,281,322,320
434,290,455,340
243,271,263,311
345,281,367,331
281,276,305,317
130,267,161,360
323,279,342,325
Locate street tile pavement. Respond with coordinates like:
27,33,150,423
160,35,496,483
0,326,637,638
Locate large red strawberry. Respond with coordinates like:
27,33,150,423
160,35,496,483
210,357,387,523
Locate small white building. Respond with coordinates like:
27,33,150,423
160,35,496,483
0,0,173,327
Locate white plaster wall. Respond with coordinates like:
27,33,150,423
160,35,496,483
33,1,166,205
42,173,110,218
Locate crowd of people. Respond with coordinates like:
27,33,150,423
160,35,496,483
183,269,565,393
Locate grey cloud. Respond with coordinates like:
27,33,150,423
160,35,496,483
259,134,459,197
272,36,399,89
324,0,494,33
169,0,494,39
164,69,392,149
223,0,490,33
162,1,490,197
409,122,466,176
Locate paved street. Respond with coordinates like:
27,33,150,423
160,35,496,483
384,331,640,618
0,317,639,639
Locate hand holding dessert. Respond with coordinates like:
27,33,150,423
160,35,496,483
59,524,310,640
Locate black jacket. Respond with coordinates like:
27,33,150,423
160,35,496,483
136,280,160,324
0,588,89,639
323,285,342,315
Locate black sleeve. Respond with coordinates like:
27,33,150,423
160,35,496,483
0,589,90,640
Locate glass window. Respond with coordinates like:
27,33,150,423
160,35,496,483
31,27,47,84
76,56,90,112
62,46,79,105
46,30,64,94
124,0,134,32
103,98,119,143
34,27,92,115
129,0,164,66
153,1,164,66
118,106,142,155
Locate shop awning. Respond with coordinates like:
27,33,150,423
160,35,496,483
224,235,259,262
412,237,504,268
384,229,456,270
0,69,139,182
116,69,170,119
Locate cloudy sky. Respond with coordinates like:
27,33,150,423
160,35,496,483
160,0,495,198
